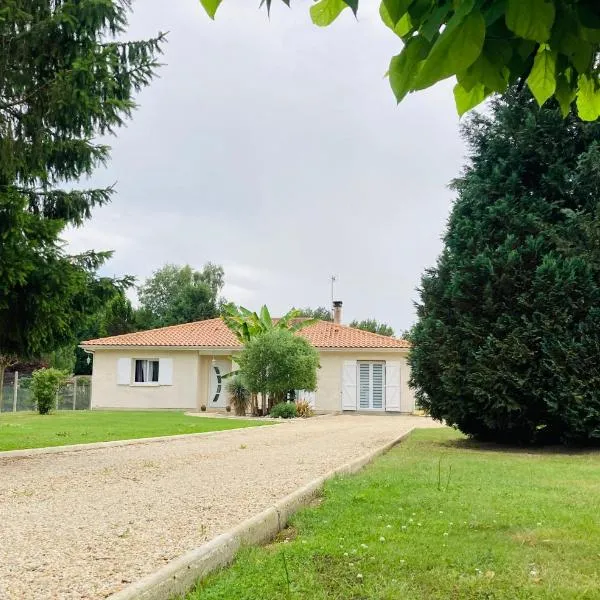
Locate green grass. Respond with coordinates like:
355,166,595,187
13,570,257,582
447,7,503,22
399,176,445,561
186,429,600,600
0,411,271,451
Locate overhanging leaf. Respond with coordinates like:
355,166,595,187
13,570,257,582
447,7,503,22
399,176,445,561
576,74,600,121
342,0,359,16
527,45,557,106
414,9,486,90
505,0,555,42
555,74,576,117
310,0,349,26
382,0,413,25
199,0,222,19
453,81,487,116
388,36,431,102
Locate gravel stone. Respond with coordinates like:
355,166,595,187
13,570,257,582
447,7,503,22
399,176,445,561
0,415,441,600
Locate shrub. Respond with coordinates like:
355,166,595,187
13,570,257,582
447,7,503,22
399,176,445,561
226,374,250,416
200,404,206,412
236,328,319,402
295,400,314,418
409,90,600,446
270,401,297,419
31,368,68,415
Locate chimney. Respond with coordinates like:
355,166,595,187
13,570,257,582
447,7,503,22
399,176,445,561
333,300,343,325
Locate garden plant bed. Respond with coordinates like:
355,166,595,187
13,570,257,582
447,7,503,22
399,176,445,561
0,410,267,452
188,428,600,600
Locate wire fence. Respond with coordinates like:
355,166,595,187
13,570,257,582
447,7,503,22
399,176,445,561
0,373,92,413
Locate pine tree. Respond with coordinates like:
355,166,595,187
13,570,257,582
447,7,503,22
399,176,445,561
0,2,164,396
409,90,600,446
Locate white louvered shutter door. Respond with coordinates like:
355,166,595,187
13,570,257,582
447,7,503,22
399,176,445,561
385,361,401,412
341,361,357,410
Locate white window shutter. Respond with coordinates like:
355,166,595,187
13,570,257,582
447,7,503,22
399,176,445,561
385,361,401,412
117,358,131,385
341,361,357,410
158,358,173,385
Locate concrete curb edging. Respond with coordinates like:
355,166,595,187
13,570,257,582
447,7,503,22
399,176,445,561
106,428,415,600
0,423,277,459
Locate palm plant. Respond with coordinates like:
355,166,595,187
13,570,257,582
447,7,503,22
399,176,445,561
221,304,318,415
226,374,250,416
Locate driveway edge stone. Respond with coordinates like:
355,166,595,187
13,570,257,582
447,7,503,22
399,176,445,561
105,428,415,600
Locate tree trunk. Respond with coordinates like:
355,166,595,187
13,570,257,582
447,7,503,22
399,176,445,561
0,353,17,412
0,362,4,412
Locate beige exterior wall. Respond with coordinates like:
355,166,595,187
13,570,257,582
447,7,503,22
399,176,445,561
91,350,199,410
89,348,414,413
314,350,415,413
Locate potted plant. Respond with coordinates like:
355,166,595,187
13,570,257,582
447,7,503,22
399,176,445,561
200,404,207,412
226,405,231,413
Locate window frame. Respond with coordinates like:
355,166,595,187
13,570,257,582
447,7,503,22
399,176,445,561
131,358,160,386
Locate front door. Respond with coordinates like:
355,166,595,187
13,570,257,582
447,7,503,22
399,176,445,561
358,362,385,410
209,360,229,408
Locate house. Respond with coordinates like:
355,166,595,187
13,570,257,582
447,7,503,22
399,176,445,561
80,304,416,414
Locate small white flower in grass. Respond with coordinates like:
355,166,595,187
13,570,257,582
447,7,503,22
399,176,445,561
379,537,386,542
409,518,414,523
439,511,443,514
301,540,307,544
449,522,454,526
349,562,354,567
537,522,542,526
361,543,368,549
352,549,357,554
401,525,407,531
344,552,348,557
400,560,405,565
357,573,363,580
417,522,422,527
386,524,392,529
443,532,449,537
412,512,416,516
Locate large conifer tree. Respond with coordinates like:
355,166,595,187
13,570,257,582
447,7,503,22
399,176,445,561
0,2,164,391
410,90,600,445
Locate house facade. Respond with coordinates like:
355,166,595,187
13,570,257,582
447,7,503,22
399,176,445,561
81,317,416,414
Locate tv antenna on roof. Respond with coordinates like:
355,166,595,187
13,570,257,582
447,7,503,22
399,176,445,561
330,275,337,307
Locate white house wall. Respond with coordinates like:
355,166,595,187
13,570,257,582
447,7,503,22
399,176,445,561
91,350,199,409
315,351,415,413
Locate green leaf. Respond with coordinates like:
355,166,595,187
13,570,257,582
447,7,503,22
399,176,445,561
380,2,414,37
260,305,273,328
342,0,359,15
555,74,576,117
453,81,487,116
199,0,222,19
576,74,600,121
505,0,555,42
464,52,509,93
389,36,431,102
420,3,451,41
526,45,556,106
483,0,506,26
310,0,349,26
557,31,593,73
382,0,413,25
414,9,486,90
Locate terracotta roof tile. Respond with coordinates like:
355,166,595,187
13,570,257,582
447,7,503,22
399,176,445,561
81,318,410,350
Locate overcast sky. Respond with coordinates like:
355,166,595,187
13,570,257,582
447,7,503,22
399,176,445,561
65,0,467,335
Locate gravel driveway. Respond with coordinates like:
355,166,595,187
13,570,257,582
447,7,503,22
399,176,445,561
0,414,440,600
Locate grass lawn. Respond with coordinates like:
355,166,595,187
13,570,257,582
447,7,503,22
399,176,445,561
187,429,600,600
0,411,271,451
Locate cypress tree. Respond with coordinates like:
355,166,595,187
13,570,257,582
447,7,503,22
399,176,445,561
410,90,600,445
0,2,164,394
